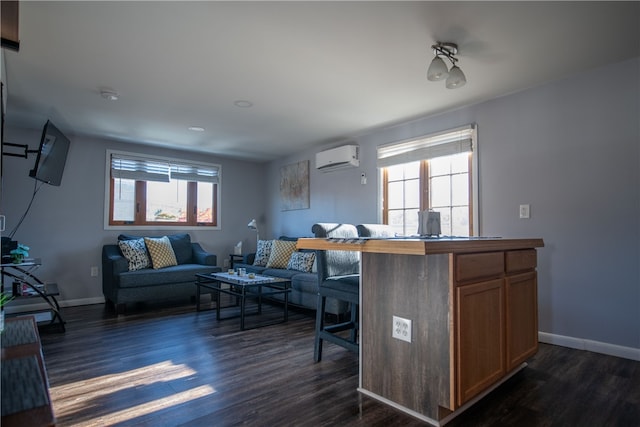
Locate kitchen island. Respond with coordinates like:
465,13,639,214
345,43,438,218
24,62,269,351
297,236,544,426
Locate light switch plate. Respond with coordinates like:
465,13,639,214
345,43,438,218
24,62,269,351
519,204,530,219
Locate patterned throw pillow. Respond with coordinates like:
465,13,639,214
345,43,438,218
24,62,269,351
144,236,178,269
286,251,316,273
118,238,150,271
253,240,273,267
265,240,298,269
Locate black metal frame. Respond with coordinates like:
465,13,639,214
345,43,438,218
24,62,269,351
1,260,65,331
195,273,291,331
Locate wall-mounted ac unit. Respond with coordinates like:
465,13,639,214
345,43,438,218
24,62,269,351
315,144,359,172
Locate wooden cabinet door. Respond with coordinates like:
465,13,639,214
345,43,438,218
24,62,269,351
506,271,538,370
455,278,506,406
1,1,19,51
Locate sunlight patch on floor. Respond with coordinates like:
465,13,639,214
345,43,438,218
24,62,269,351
68,385,216,426
49,360,216,425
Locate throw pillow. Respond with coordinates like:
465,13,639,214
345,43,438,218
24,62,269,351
286,251,315,273
118,238,150,271
265,240,297,269
253,240,273,267
144,236,178,269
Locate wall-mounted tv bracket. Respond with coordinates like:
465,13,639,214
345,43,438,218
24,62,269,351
2,142,38,158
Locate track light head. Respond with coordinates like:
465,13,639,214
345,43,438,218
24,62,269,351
427,42,466,89
427,56,449,81
446,65,467,89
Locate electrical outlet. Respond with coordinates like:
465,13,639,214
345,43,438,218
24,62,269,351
90,266,99,277
392,315,412,343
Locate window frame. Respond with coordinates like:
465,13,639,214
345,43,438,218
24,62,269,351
104,150,222,230
378,125,479,236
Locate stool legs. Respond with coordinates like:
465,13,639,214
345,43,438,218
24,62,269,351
314,294,359,362
349,302,358,343
314,294,326,362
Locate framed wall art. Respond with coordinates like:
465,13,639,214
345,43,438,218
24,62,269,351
280,160,309,211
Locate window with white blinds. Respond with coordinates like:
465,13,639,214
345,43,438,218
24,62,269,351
378,125,477,237
377,125,474,168
106,150,221,228
110,153,220,183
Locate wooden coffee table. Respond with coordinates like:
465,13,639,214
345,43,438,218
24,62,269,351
195,272,291,330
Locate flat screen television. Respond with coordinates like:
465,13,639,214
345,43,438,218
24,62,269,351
29,120,70,186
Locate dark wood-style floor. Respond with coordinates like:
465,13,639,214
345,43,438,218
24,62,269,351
38,300,639,427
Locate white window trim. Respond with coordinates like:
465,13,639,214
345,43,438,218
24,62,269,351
104,149,222,231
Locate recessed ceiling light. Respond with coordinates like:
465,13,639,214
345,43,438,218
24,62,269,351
100,90,119,101
188,126,205,132
234,100,253,108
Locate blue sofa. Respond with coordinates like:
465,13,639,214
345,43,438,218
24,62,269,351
232,236,350,316
102,233,221,314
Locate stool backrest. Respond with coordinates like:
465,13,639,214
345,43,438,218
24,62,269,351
311,223,360,281
356,223,395,238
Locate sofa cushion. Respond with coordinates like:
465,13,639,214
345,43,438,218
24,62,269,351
118,264,218,288
263,268,299,280
144,236,178,269
234,263,267,274
118,238,150,271
286,251,315,273
167,234,192,264
253,240,273,267
266,240,297,269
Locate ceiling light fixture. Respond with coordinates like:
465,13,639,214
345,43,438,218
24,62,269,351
427,42,466,89
188,126,205,132
100,90,119,101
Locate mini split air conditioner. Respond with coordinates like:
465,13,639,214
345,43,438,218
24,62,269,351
315,145,359,172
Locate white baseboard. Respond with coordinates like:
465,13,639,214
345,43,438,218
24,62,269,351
538,331,640,361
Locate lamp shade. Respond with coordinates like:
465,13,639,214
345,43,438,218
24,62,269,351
427,56,449,81
445,65,466,89
247,219,258,230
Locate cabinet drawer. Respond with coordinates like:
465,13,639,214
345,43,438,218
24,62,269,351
455,252,504,283
505,249,537,273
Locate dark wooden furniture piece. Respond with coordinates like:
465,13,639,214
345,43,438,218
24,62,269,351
195,272,291,330
1,0,19,51
1,316,55,426
297,236,544,426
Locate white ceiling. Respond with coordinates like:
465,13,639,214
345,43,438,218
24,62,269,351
3,1,639,161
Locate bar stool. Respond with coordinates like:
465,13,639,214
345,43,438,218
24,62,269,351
312,223,360,362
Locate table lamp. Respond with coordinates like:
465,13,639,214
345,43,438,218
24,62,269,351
247,219,259,244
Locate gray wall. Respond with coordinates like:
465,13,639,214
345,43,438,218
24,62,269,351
266,57,640,350
3,56,637,352
1,131,267,305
